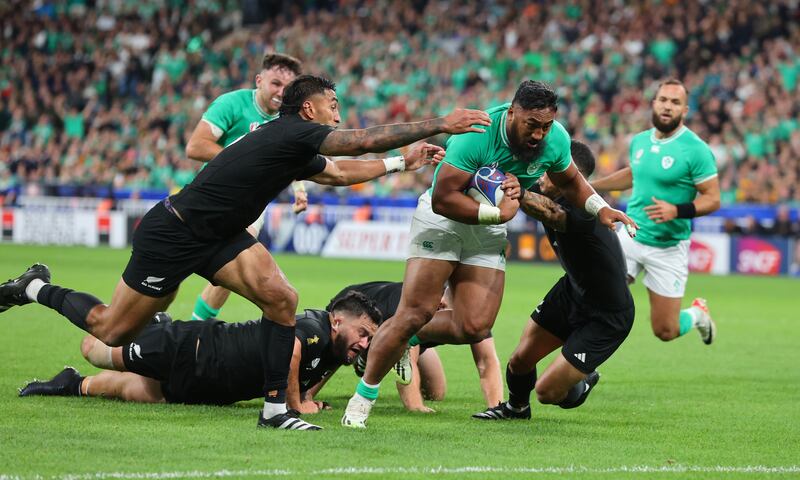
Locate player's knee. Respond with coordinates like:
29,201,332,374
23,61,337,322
80,335,96,360
534,384,563,405
652,324,678,341
422,385,446,401
461,323,491,344
94,325,136,347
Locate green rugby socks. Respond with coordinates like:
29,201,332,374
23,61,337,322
192,295,220,321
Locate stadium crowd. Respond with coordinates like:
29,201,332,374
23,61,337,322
1,0,799,224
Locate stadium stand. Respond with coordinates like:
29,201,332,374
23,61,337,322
0,0,798,229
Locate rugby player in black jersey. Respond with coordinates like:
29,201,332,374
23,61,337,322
19,292,380,427
474,141,635,420
0,75,491,430
327,281,503,412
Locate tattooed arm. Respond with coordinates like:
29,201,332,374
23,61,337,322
318,108,490,156
519,190,569,232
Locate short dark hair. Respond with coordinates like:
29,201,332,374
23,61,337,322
279,75,337,115
570,140,596,178
655,78,689,99
329,291,382,325
261,53,303,76
512,80,558,111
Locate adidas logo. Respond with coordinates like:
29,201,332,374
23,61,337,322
574,352,586,363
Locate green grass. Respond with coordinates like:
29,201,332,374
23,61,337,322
0,244,798,479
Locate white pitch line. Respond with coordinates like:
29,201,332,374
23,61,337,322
2,465,800,480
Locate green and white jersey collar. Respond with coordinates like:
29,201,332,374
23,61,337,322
649,125,687,144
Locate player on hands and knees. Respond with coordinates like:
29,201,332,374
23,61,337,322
0,74,490,431
474,141,634,421
342,81,637,429
20,292,380,422
592,79,719,345
184,53,305,323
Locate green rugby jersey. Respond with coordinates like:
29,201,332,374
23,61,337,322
431,103,572,194
202,89,278,147
627,126,717,248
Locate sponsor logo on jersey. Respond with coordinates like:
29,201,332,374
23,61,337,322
650,145,660,153
633,149,644,164
422,240,434,250
129,343,143,362
307,335,319,345
661,156,674,169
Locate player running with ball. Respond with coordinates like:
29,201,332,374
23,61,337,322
343,81,637,428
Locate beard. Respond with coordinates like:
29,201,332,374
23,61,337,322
332,334,355,365
652,110,683,133
510,135,546,162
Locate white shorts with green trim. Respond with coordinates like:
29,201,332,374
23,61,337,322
407,192,507,271
616,228,689,298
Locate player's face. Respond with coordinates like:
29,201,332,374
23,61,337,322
255,66,297,115
304,90,341,127
651,84,688,133
507,107,555,161
332,314,376,365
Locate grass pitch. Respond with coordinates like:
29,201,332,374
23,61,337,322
0,244,798,479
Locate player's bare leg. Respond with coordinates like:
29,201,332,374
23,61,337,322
535,354,596,407
413,264,506,344
649,288,715,344
81,371,166,402
213,242,319,430
343,258,454,428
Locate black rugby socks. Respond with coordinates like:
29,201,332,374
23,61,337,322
37,285,102,331
506,364,537,409
261,317,295,417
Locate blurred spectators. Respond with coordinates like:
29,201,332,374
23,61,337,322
1,0,799,212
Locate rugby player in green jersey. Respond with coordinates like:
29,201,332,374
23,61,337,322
343,81,637,428
185,53,306,323
592,79,719,345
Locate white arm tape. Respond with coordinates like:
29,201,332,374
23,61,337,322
382,156,406,174
478,204,502,225
584,193,609,217
291,181,306,193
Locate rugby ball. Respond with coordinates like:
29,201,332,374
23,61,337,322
466,167,506,206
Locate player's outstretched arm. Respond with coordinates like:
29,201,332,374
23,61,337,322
590,166,633,192
308,143,444,186
185,120,224,162
550,163,638,234
431,164,519,225
519,190,569,231
318,108,490,156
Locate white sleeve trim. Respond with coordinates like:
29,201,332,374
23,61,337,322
200,118,224,140
693,173,718,185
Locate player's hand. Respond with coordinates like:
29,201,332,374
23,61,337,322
407,404,436,413
644,196,678,223
441,108,491,134
499,195,521,224
501,173,521,200
292,190,308,214
404,142,445,171
598,206,638,236
296,400,323,414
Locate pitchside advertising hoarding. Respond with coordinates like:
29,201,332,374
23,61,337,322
0,207,127,248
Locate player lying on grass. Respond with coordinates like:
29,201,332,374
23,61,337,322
474,141,635,420
19,292,379,419
327,281,503,412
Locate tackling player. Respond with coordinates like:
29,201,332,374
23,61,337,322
592,79,719,345
342,81,637,428
184,53,307,323
473,141,634,420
